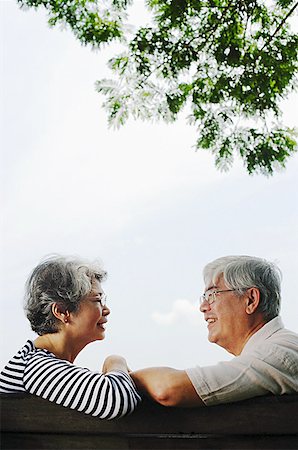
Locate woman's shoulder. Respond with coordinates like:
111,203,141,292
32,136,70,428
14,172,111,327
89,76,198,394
14,339,55,362
4,340,36,362
20,339,36,355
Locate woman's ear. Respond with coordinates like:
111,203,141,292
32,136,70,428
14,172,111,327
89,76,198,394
51,303,70,324
245,288,260,314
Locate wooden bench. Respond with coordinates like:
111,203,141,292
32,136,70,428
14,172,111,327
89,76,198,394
1,393,298,449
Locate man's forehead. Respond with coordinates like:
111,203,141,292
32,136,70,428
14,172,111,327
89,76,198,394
205,284,217,292
205,274,225,291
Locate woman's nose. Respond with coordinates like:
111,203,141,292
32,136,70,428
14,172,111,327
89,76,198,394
103,305,110,316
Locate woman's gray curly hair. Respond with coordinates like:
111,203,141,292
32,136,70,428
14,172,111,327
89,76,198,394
24,255,107,335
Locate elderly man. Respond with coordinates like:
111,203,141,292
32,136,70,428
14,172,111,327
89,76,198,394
131,255,298,406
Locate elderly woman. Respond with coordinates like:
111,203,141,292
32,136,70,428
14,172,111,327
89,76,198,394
0,255,141,419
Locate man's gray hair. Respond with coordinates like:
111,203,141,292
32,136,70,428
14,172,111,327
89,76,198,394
24,255,107,335
203,255,281,321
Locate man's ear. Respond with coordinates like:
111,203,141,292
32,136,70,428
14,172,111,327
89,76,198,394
51,303,70,324
245,288,260,314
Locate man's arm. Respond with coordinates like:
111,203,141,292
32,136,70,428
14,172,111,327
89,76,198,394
130,367,204,407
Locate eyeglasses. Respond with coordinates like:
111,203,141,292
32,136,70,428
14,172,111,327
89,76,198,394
92,292,107,307
199,289,236,306
99,293,107,307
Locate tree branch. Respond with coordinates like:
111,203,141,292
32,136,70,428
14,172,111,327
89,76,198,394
260,1,298,52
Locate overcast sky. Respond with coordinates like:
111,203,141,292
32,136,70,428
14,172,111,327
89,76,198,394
1,0,298,373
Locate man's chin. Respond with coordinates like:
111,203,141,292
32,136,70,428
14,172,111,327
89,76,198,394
207,331,217,344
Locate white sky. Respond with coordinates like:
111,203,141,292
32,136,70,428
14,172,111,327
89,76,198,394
1,0,298,373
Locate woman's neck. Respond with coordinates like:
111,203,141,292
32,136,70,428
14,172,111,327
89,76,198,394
34,333,83,363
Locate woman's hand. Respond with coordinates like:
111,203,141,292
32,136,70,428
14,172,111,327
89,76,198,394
102,355,130,374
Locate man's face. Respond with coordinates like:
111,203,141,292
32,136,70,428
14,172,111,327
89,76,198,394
200,275,248,355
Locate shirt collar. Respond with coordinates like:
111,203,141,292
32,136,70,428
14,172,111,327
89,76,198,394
241,316,284,354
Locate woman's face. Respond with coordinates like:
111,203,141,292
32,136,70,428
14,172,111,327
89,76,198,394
69,278,110,345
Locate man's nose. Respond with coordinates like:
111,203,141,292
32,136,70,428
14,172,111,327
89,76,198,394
199,299,210,313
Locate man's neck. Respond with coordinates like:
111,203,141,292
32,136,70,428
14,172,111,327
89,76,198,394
236,317,267,355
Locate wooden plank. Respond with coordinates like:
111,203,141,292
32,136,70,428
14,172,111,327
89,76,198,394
1,394,298,435
127,435,298,449
2,433,298,450
1,432,129,449
1,394,298,450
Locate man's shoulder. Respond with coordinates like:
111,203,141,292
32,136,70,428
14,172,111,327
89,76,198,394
244,317,298,353
244,327,298,374
246,326,298,358
267,325,298,346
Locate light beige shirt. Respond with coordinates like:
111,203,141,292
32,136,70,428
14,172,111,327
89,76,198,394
186,316,298,405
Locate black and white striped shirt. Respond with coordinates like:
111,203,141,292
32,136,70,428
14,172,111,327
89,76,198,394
0,340,141,419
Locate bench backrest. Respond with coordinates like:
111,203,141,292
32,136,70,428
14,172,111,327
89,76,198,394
1,394,298,449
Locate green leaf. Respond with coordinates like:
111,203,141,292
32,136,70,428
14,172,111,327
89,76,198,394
17,0,298,174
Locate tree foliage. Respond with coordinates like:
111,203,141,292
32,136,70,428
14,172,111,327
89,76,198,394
17,0,298,174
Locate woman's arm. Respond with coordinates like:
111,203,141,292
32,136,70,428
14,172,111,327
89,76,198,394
130,367,204,407
24,352,141,419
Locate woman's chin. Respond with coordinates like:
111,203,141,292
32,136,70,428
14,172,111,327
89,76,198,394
97,331,106,340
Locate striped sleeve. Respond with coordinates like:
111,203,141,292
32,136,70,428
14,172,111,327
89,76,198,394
23,352,141,419
0,359,26,393
0,341,33,393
